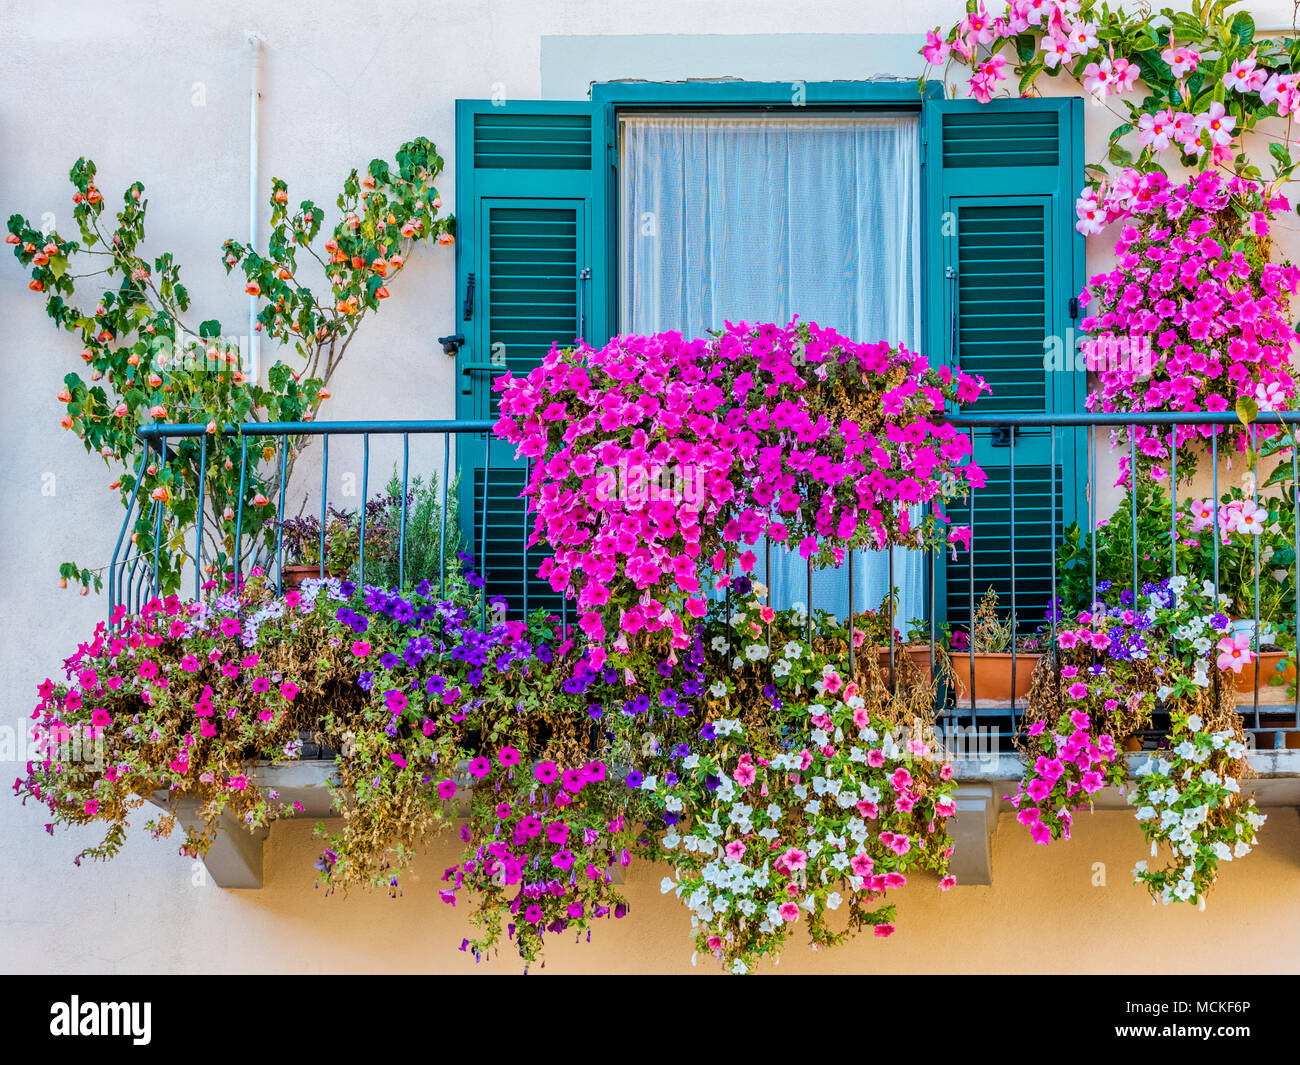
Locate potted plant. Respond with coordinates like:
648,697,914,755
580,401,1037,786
1178,488,1297,699
946,587,1044,708
276,509,361,589
851,594,941,686
1056,481,1299,702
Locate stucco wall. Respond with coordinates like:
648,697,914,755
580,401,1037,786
5,805,1298,974
3,0,1300,974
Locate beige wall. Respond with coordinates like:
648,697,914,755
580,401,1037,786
4,806,1297,974
4,0,1300,974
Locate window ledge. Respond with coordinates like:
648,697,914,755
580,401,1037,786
151,750,1300,890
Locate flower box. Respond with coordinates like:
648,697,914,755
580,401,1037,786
950,652,1040,708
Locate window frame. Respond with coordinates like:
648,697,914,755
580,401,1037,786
591,79,943,341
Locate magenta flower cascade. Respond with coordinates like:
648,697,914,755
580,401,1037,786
1080,169,1300,471
493,320,989,655
923,2,1300,180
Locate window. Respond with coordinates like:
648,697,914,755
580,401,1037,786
618,109,924,623
453,87,1085,628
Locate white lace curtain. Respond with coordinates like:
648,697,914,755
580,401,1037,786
620,111,924,630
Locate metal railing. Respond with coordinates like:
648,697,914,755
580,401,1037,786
106,411,1300,750
934,411,1300,749
109,419,495,624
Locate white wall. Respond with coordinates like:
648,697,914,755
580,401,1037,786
3,0,1300,974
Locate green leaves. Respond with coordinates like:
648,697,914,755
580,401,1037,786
14,138,455,598
1235,394,1259,427
1269,140,1295,179
1018,58,1045,95
1228,10,1255,52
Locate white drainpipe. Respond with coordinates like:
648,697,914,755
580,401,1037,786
248,35,262,381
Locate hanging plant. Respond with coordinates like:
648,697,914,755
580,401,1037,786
1130,704,1265,906
493,319,988,658
1080,169,1299,472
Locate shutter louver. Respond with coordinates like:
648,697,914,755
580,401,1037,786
925,98,1084,636
473,112,593,170
486,206,578,418
955,201,1048,415
943,463,1063,630
472,468,565,616
456,100,608,618
940,110,1059,168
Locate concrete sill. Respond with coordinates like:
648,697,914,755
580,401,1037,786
150,749,1300,891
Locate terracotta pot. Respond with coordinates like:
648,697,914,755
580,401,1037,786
1122,734,1145,752
873,646,937,684
950,652,1040,707
280,563,335,590
1231,651,1295,695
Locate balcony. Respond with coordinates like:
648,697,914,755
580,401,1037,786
102,410,1300,889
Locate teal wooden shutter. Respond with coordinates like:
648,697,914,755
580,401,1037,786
454,100,610,614
923,98,1085,630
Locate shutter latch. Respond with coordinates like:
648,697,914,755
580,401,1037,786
463,272,476,322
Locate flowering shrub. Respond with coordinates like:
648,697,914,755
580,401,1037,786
922,1,1300,185
1011,576,1267,905
1130,706,1265,906
922,4,1300,469
1057,480,1298,642
493,320,987,654
1079,170,1299,463
6,138,453,592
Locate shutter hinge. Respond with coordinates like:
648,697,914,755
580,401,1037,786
1069,295,1079,319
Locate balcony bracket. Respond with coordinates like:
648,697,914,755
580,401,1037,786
948,783,998,887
